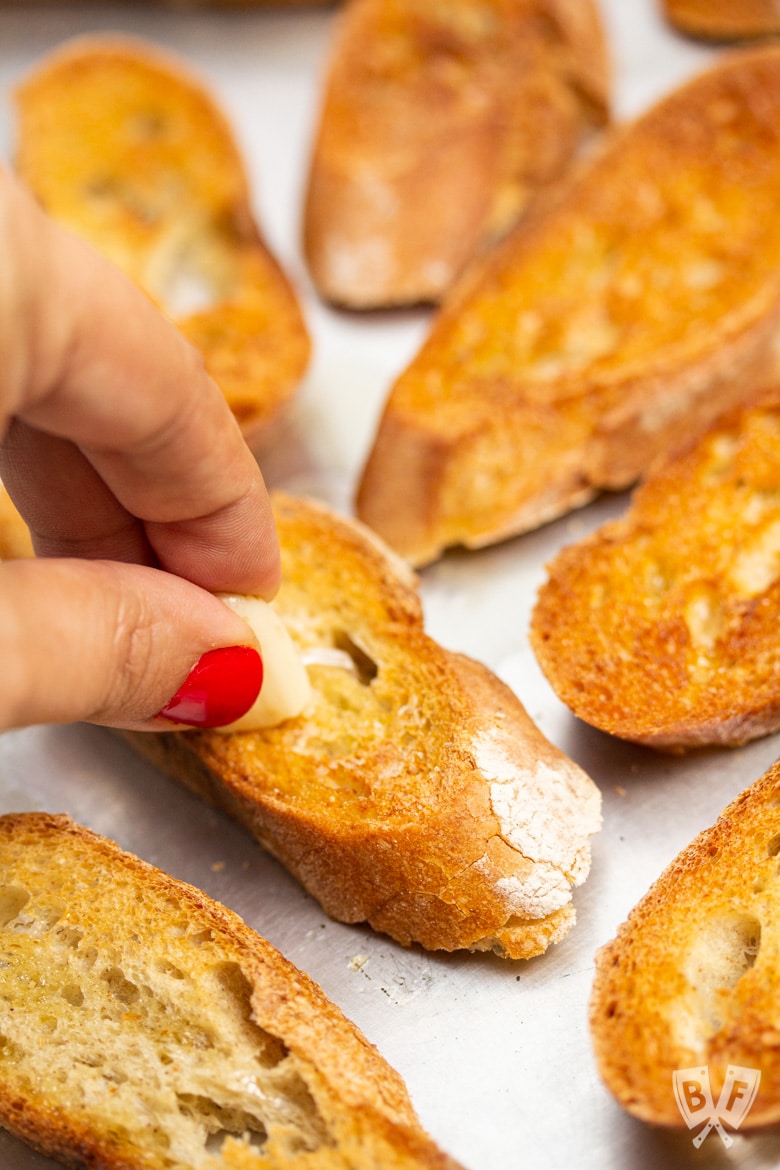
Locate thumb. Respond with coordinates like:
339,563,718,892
0,557,263,731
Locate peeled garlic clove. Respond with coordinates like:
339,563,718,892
215,594,311,731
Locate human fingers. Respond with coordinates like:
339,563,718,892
0,556,264,732
0,419,156,565
0,168,280,597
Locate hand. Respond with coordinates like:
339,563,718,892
0,168,281,732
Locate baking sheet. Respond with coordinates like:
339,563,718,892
1,4,779,1168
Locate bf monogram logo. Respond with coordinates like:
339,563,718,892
673,1065,761,1147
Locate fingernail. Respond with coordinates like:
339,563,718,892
157,645,263,729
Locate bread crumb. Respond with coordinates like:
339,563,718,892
210,861,226,873
348,953,370,972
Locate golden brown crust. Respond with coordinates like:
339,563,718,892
120,491,601,959
530,386,780,750
14,35,311,446
303,0,609,308
663,0,780,41
0,811,463,1169
590,761,780,1128
356,45,780,565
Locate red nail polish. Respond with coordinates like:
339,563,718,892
157,646,263,729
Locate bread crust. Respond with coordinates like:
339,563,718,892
356,45,780,565
663,0,780,41
531,386,780,751
122,491,601,959
590,760,780,1129
0,811,463,1169
303,0,609,308
14,35,311,446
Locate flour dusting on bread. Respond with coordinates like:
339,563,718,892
474,727,601,915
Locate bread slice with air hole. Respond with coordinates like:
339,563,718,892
302,0,609,308
662,0,780,41
0,485,601,959
0,811,464,1170
125,492,601,958
356,45,780,566
530,386,780,751
590,759,780,1129
14,35,310,446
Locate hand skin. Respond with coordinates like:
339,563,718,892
0,167,281,732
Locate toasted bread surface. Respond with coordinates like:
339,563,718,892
590,760,780,1128
120,491,601,959
663,0,780,41
356,45,780,565
303,0,609,308
14,36,310,444
531,387,780,750
0,811,463,1169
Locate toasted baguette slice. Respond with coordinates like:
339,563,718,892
590,760,780,1129
302,0,609,308
118,492,599,959
530,387,780,751
356,46,780,566
663,0,780,41
0,812,462,1170
0,487,600,956
14,36,310,445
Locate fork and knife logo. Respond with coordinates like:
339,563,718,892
673,1065,761,1148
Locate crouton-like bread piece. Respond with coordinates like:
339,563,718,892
590,760,780,1129
531,387,780,751
356,46,780,565
0,811,463,1168
303,0,609,307
15,36,310,444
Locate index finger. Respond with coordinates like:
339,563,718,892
0,169,280,597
